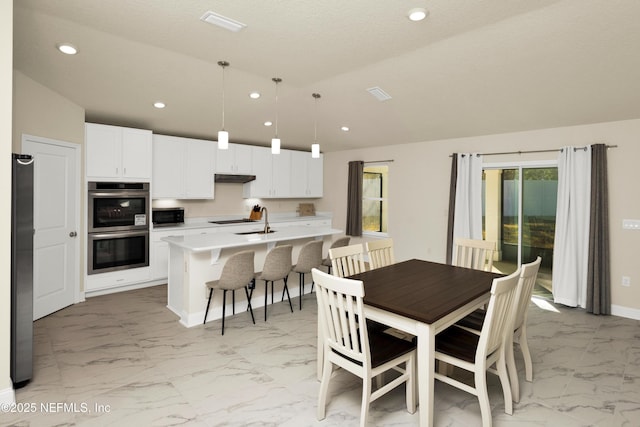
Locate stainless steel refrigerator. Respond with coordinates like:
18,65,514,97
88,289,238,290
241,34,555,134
11,153,34,386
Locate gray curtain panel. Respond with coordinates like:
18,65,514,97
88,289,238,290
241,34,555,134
586,144,611,315
346,160,364,236
446,154,458,264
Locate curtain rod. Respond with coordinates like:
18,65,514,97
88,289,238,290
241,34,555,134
450,145,618,158
364,160,394,164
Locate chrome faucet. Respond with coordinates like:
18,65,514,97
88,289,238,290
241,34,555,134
261,206,270,233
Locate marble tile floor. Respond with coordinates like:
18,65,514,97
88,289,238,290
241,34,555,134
4,285,640,426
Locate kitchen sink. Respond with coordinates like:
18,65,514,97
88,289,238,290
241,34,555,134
234,230,276,235
209,219,256,224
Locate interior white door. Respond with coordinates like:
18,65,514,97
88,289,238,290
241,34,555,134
22,136,79,320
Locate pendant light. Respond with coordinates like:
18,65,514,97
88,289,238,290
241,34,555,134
311,93,321,158
271,77,282,154
217,61,229,150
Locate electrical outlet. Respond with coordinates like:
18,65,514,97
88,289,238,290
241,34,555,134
622,276,631,287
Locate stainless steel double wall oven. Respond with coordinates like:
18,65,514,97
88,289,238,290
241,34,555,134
88,182,150,274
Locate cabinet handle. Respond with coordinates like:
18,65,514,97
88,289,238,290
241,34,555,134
69,231,77,237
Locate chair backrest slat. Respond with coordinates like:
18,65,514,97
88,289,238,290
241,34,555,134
366,238,395,269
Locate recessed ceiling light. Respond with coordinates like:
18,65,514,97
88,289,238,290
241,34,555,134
249,92,261,99
408,8,428,22
57,43,77,55
153,102,166,109
264,121,273,127
341,126,350,132
200,11,247,32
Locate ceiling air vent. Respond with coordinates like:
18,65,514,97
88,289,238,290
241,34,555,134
366,86,392,101
200,11,247,32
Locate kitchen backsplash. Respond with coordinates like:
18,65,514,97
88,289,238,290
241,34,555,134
152,182,318,218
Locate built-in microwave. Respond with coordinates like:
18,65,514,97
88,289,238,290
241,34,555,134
152,207,185,227
88,182,150,233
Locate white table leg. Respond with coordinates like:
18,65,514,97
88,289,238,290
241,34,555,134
416,322,435,427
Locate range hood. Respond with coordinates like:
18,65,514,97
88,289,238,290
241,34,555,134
214,173,256,184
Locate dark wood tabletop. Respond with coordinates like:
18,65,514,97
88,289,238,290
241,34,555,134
349,259,503,324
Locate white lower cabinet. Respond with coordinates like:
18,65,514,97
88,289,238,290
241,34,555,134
85,267,151,293
151,229,186,281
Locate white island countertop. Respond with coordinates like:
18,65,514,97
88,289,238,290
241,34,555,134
162,225,342,253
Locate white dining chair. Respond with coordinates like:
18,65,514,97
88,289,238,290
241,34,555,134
365,238,395,269
456,256,542,402
328,244,367,278
434,268,521,427
313,268,416,426
452,238,496,271
322,236,351,275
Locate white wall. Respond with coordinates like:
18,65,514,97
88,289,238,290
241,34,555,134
1,0,14,402
318,119,640,316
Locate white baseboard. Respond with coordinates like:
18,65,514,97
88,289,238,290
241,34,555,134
611,304,640,320
0,385,15,404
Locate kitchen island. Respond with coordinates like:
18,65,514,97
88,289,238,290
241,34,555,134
163,225,342,327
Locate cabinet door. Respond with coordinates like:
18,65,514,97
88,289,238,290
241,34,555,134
246,146,272,197
185,139,214,198
306,154,323,197
86,123,121,179
233,144,253,174
215,143,235,173
271,150,291,197
152,135,185,198
290,151,308,197
121,128,152,180
151,241,169,280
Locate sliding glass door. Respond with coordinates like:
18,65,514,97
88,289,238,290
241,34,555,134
483,162,557,296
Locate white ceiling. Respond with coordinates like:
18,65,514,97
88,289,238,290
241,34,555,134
13,0,640,152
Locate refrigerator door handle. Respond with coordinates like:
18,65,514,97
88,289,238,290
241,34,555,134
17,158,35,166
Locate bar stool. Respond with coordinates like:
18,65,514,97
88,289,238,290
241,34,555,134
255,245,293,321
321,236,350,275
291,240,323,310
203,250,256,335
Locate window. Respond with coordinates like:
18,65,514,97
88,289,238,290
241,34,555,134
363,164,389,234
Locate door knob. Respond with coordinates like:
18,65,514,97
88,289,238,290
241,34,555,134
69,231,77,237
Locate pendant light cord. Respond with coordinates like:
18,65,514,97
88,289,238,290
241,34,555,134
273,77,282,138
218,61,229,131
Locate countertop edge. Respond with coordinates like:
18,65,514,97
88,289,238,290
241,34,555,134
162,226,343,252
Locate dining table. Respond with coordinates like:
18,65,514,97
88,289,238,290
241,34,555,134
332,259,502,427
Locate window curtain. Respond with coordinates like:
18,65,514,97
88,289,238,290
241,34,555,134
552,146,591,308
346,160,364,236
446,154,458,264
586,144,611,314
452,153,483,242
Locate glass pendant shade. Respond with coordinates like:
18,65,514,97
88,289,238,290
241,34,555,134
218,130,229,149
311,143,320,158
271,138,281,154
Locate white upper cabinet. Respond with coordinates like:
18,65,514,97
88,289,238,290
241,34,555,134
215,143,253,175
152,134,214,199
243,146,291,198
290,150,323,197
86,123,152,181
